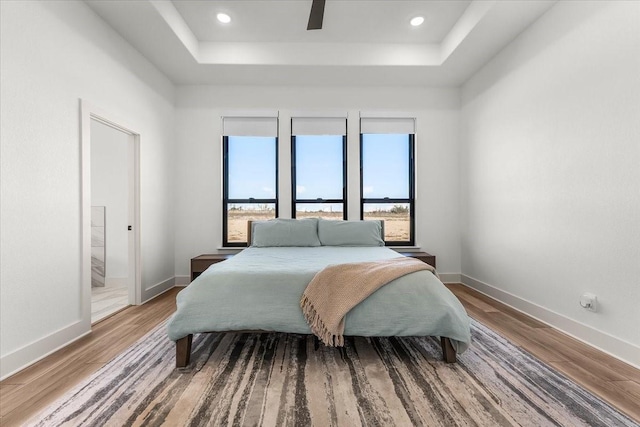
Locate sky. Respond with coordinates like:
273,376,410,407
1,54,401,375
228,134,410,210
228,136,276,199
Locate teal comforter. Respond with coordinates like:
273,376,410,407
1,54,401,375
167,247,471,353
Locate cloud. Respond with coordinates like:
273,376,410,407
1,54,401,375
296,185,306,194
262,187,275,197
363,186,374,195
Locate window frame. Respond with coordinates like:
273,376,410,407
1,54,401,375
359,133,415,246
222,135,279,247
291,134,348,220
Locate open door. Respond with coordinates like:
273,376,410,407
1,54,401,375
89,119,136,323
81,100,141,328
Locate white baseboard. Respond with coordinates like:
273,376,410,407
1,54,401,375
1,320,90,381
438,273,461,284
141,276,176,303
461,274,640,369
15,272,633,383
175,275,190,286
1,276,178,382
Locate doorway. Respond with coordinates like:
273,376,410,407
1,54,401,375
81,100,141,327
90,119,134,322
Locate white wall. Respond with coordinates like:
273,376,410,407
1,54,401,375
461,1,640,366
0,0,176,379
174,86,461,281
90,120,130,281
4,0,635,382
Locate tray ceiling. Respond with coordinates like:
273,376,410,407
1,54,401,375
85,0,557,86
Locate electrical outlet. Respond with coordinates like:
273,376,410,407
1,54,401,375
580,293,597,312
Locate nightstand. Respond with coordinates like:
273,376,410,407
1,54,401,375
399,251,436,269
190,254,235,281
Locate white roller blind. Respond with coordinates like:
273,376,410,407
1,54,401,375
291,117,347,135
360,117,415,134
222,116,278,137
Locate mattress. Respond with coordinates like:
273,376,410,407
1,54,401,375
167,246,471,353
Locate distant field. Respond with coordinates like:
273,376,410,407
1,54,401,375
228,210,409,243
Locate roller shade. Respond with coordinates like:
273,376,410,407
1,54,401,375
360,117,415,134
222,116,278,137
291,117,347,136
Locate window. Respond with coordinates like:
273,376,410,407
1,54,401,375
291,117,347,220
222,116,278,246
360,117,415,245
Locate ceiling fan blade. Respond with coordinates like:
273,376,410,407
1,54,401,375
307,0,325,30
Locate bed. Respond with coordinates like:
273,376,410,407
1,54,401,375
168,219,471,367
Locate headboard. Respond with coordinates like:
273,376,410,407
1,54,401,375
246,219,385,246
247,220,255,246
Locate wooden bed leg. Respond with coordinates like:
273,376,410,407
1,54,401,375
441,337,456,363
176,334,193,368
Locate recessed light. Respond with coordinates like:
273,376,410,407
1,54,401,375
217,13,231,24
410,16,424,27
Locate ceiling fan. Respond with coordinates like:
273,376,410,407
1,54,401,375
307,0,326,30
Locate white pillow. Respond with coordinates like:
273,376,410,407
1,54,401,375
251,218,321,247
318,219,384,246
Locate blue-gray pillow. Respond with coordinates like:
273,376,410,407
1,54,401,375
251,218,321,247
318,219,384,246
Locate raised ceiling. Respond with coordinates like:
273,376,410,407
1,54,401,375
172,1,471,44
85,0,557,86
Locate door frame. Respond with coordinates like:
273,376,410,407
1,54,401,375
80,99,141,329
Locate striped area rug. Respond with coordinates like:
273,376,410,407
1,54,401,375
28,319,638,426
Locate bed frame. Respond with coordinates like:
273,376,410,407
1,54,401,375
175,219,457,367
176,334,456,367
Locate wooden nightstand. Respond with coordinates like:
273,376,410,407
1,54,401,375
190,254,235,281
399,251,436,269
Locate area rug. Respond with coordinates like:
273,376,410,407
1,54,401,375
27,319,638,427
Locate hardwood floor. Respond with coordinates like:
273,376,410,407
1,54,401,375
0,287,180,426
447,283,640,423
91,283,129,323
1,285,638,425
